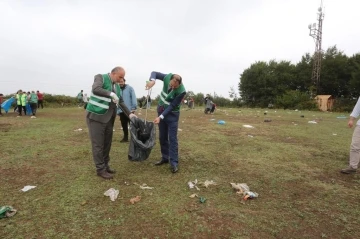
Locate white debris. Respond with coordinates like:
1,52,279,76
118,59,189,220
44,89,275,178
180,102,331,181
139,184,154,190
308,121,317,124
20,186,37,192
203,180,217,188
178,128,183,132
104,188,119,201
74,128,83,132
230,183,249,194
189,194,198,198
187,179,199,190
243,125,254,128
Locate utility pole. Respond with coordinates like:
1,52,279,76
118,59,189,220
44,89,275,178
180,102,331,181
308,0,325,97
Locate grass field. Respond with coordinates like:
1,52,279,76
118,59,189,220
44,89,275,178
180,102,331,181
1,106,360,239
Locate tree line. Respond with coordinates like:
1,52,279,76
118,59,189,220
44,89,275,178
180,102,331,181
238,45,360,111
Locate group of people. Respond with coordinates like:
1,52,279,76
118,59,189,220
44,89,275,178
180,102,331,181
85,66,186,179
14,90,44,117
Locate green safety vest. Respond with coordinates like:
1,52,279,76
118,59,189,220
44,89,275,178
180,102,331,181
21,94,27,106
86,74,121,115
29,93,38,104
158,73,186,112
16,94,21,105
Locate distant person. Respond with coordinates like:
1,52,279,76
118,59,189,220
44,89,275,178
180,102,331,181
139,96,146,108
86,66,136,179
188,97,194,109
341,97,360,174
77,90,84,107
16,90,24,116
117,78,137,143
37,91,44,109
21,91,27,115
210,103,216,114
29,91,38,116
83,93,89,109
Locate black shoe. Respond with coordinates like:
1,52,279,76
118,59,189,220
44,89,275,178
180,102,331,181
154,160,169,166
97,170,113,179
106,168,116,174
120,138,129,143
171,166,179,173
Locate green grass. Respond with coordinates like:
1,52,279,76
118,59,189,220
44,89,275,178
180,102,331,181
1,107,360,238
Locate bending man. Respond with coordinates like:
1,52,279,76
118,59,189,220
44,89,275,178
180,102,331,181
146,71,186,173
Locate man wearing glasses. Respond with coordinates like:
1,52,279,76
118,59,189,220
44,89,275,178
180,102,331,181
145,71,186,173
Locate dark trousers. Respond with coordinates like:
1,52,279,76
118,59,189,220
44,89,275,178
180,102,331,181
119,112,129,139
158,107,180,167
38,100,43,109
87,116,115,173
30,103,37,115
18,105,26,115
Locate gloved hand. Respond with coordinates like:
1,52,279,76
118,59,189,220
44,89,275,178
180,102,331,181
129,113,137,119
110,92,119,104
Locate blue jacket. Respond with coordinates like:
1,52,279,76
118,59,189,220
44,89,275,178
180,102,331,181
117,84,137,114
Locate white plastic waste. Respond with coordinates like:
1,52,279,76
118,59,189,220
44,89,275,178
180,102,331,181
104,188,119,201
203,180,217,188
20,186,36,192
139,184,154,190
243,125,254,128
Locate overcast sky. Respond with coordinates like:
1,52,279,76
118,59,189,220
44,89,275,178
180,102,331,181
0,0,359,99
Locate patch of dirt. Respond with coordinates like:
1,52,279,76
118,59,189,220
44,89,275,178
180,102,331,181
0,123,12,132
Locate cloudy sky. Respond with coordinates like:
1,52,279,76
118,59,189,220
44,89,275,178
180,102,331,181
0,0,359,99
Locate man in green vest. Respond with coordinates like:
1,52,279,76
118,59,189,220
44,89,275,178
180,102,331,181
29,91,38,116
77,90,84,107
16,90,23,116
21,91,27,115
86,66,136,179
146,71,186,173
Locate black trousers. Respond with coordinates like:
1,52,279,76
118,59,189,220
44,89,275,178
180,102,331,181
119,112,129,138
38,100,44,109
18,105,26,115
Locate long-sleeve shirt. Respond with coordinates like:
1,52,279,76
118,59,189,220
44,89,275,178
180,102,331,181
350,97,360,126
149,71,186,119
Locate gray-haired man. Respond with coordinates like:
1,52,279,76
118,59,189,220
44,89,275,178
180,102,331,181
86,66,136,179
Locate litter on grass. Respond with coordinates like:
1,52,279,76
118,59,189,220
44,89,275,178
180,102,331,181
130,196,141,204
104,188,119,201
20,186,36,192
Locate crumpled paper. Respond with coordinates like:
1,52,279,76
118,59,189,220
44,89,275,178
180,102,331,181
104,188,119,201
20,186,36,192
187,179,200,191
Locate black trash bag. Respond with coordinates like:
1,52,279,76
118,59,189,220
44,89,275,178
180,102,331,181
128,117,156,161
